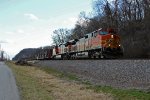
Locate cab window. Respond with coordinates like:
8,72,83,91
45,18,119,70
99,31,108,35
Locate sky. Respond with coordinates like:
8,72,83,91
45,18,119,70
0,0,92,59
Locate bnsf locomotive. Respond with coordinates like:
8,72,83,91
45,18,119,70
35,28,123,60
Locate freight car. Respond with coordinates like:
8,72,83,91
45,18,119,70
35,28,123,60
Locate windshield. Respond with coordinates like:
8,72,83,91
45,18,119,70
99,31,108,35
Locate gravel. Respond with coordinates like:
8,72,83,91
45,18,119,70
33,60,150,91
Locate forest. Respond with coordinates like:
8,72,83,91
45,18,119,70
52,0,150,58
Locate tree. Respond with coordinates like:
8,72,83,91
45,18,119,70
52,28,72,45
51,0,150,58
72,11,90,39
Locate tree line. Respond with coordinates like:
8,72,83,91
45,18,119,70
52,0,150,58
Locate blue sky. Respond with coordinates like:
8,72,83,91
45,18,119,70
0,0,92,59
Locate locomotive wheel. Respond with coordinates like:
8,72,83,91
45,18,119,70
99,54,105,59
88,51,95,59
61,55,65,60
62,55,67,60
88,54,92,59
67,55,71,60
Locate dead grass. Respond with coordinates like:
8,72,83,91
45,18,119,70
7,62,113,100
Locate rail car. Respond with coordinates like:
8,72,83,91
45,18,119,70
35,28,123,60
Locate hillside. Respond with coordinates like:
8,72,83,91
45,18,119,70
12,48,37,61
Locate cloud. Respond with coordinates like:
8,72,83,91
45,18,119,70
69,17,78,23
5,31,14,35
5,29,25,35
17,29,25,34
0,40,8,43
24,13,39,21
61,17,77,27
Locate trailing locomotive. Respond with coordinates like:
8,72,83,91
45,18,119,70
35,28,123,60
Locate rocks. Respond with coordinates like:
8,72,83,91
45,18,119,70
15,60,32,66
34,60,150,90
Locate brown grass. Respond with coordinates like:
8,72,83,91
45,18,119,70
7,62,113,100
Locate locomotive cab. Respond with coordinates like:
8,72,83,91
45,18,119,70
86,28,123,58
100,28,123,58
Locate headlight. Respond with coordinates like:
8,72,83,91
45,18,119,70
111,35,114,38
119,44,121,47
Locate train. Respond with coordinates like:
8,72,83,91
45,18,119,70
34,28,123,60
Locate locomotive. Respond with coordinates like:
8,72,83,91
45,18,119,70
35,28,123,60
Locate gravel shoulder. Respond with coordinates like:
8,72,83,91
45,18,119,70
0,62,20,100
33,60,150,91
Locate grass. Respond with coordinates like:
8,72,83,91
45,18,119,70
38,65,150,100
40,67,80,81
6,61,112,100
86,85,150,100
7,61,150,100
6,62,53,100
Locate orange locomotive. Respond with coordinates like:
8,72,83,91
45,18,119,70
36,28,123,59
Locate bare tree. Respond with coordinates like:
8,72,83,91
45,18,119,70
51,0,150,58
52,28,72,45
